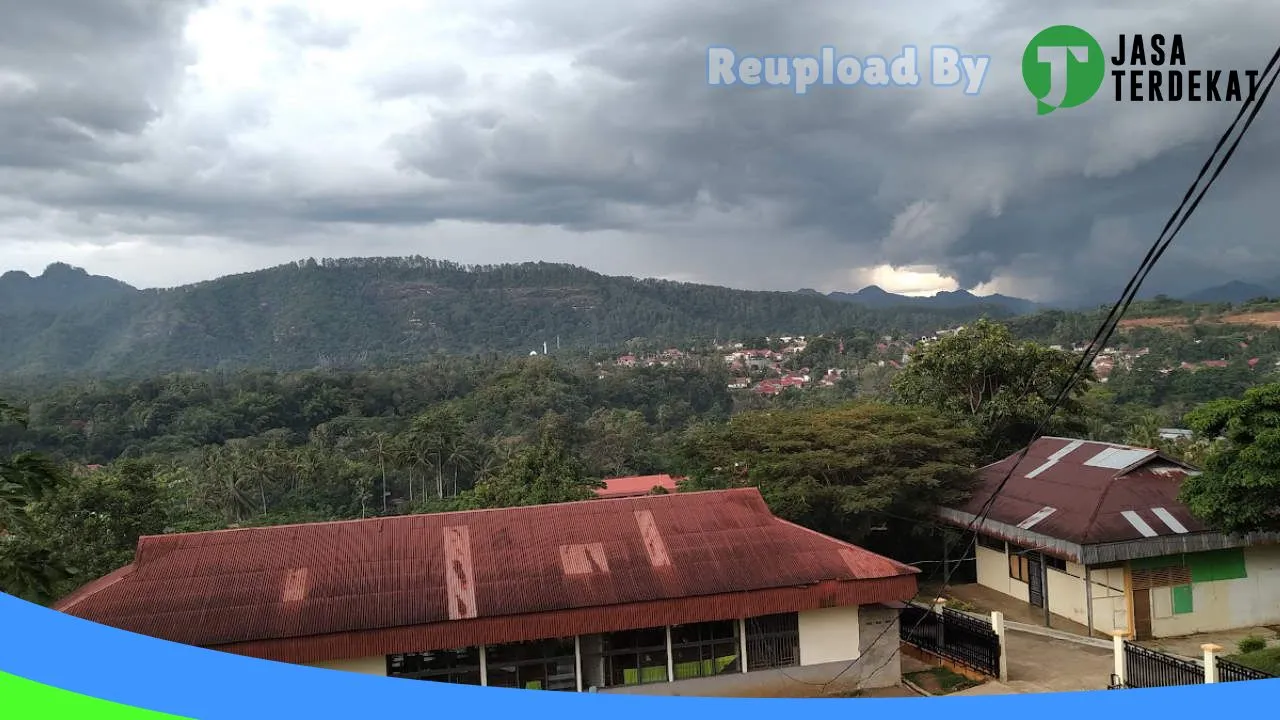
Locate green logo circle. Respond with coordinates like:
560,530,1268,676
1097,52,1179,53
1022,25,1105,115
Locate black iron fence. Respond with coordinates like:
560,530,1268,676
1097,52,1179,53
1123,641,1204,688
1218,657,1276,683
899,603,1001,678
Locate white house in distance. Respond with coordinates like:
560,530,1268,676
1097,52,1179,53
939,437,1280,640
55,488,918,697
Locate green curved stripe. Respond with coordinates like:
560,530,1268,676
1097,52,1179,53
0,670,192,719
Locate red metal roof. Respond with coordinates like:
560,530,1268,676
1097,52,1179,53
595,474,681,498
56,488,917,664
945,437,1205,546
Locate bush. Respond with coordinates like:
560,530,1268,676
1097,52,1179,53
1237,636,1267,654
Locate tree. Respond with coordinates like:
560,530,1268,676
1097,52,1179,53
22,460,172,601
677,403,977,547
465,430,601,509
891,319,1092,462
1179,383,1280,534
0,397,67,603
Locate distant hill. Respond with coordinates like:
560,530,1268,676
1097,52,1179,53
0,258,1019,378
806,285,1041,316
0,263,137,314
1182,280,1277,304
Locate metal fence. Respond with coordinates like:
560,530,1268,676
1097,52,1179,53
1122,641,1204,688
1218,657,1276,683
899,603,1001,677
1119,641,1276,688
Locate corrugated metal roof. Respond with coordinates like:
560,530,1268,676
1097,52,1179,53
56,488,917,663
946,437,1204,546
595,474,682,498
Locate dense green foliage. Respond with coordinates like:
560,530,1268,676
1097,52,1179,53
678,403,978,550
891,320,1092,463
8,289,1280,605
1179,383,1280,534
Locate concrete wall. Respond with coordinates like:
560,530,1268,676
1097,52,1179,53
975,544,1029,602
307,656,387,676
1045,562,1128,634
1149,545,1280,637
976,544,1128,634
797,605,860,666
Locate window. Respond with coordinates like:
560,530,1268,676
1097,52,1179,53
1171,585,1195,614
744,613,800,671
485,638,577,691
670,620,741,680
1008,550,1031,582
582,627,669,687
1045,556,1067,572
387,647,482,684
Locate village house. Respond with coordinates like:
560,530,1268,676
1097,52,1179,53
938,438,1280,640
55,489,916,697
594,474,682,499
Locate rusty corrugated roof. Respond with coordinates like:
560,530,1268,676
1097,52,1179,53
594,474,681,498
946,437,1204,546
56,488,917,663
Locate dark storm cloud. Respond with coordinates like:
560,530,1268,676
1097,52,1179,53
386,0,1280,299
0,0,205,169
1,0,1278,301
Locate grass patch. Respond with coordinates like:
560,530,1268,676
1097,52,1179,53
905,667,982,695
1225,647,1280,676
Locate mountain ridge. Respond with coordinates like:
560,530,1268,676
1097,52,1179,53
0,258,1018,378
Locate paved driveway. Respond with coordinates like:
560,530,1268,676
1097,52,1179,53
953,630,1114,695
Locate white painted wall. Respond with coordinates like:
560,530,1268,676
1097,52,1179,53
1045,563,1127,634
307,656,387,676
797,605,861,666
975,545,1029,602
1150,545,1280,637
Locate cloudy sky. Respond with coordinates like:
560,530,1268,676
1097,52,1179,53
1,0,1277,302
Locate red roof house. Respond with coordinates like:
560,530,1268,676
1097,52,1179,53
56,489,918,693
595,474,682,498
938,437,1280,640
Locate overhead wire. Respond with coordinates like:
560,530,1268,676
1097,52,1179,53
804,46,1280,693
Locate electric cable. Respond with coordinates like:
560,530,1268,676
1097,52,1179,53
799,46,1280,693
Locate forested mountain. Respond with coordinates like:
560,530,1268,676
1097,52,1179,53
814,285,1041,315
0,258,1015,378
0,263,137,314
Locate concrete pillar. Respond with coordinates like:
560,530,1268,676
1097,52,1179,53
478,645,489,686
574,636,584,692
991,611,1009,682
1111,631,1126,686
665,626,675,682
1202,644,1222,684
738,619,749,674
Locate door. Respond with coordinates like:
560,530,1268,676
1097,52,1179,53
1132,589,1153,640
1027,556,1045,608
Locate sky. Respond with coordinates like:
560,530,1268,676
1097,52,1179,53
1,0,1277,302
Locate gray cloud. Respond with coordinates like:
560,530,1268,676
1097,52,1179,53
0,0,1278,302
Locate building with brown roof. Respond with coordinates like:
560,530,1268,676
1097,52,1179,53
594,474,682,499
939,437,1280,641
55,488,918,696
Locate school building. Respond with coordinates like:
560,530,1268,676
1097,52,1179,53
56,488,917,696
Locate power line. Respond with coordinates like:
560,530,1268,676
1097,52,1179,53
797,45,1280,694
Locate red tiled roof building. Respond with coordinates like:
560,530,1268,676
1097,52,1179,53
57,489,917,696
